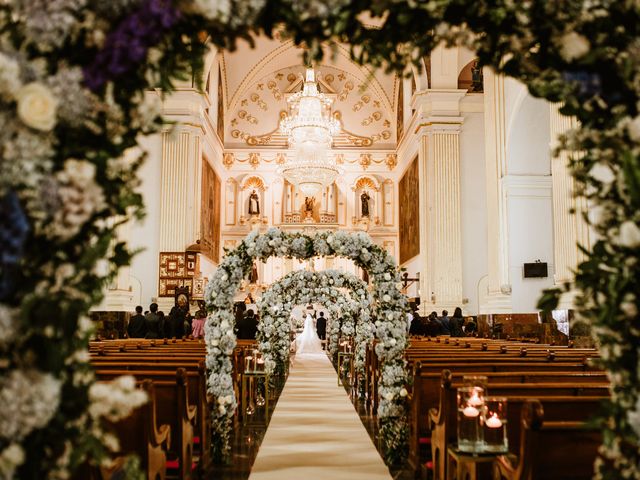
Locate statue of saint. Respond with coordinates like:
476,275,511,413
304,196,315,216
248,190,260,215
250,262,258,284
361,191,371,217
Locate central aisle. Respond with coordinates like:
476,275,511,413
249,353,392,480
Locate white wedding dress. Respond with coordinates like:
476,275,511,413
295,314,324,354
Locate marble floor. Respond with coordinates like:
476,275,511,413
248,353,392,480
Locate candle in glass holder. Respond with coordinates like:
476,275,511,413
457,386,484,452
482,397,508,453
244,356,253,372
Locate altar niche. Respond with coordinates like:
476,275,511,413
205,228,410,464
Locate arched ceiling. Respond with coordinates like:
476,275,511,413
220,34,399,150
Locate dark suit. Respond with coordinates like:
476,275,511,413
409,314,424,336
127,314,147,338
316,316,327,340
144,312,162,339
168,305,189,338
236,314,258,340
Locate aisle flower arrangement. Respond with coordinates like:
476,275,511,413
1,0,638,476
206,228,410,462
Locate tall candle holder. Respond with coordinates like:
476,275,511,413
482,397,508,453
457,386,485,452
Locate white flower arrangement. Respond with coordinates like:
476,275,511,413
206,229,410,460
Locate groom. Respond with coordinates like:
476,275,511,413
316,311,327,341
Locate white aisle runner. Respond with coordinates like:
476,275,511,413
249,353,392,480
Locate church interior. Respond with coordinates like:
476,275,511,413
3,2,634,479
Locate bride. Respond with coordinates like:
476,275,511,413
296,313,324,354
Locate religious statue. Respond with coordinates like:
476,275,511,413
304,196,315,217
248,190,260,215
470,60,484,93
244,292,254,304
361,191,371,217
250,261,259,284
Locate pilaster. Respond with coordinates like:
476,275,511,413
549,103,590,309
482,69,512,313
414,89,466,313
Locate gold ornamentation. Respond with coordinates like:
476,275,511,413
249,93,268,111
249,152,260,169
359,153,372,170
361,111,383,126
335,153,345,164
275,153,286,165
242,176,266,191
385,153,398,170
338,80,354,101
355,176,378,191
223,152,235,169
238,110,258,124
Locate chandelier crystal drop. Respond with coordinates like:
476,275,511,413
279,68,341,197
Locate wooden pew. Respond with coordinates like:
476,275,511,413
427,370,607,480
105,379,170,480
95,369,197,480
493,400,602,479
407,368,608,470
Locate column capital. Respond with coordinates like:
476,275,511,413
414,117,464,136
412,88,468,117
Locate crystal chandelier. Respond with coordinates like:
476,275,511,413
279,68,341,197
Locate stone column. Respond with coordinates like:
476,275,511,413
482,69,512,312
415,89,466,313
549,103,590,308
158,126,202,310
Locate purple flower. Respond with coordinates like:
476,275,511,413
83,0,181,91
0,191,30,301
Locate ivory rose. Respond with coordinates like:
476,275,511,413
16,82,58,131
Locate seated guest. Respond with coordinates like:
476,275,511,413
439,309,451,335
425,311,441,337
191,310,206,338
144,303,162,339
236,309,258,340
409,310,424,336
450,307,464,337
464,316,477,334
127,305,147,338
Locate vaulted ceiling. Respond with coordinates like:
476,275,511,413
220,34,399,150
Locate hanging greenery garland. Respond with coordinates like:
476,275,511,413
0,0,637,477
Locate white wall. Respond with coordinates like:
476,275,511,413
128,134,163,308
459,111,488,314
503,91,555,312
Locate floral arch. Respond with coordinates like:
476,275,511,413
256,269,374,375
205,228,409,461
1,1,638,478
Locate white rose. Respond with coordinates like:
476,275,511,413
383,294,391,302
628,115,640,143
617,221,640,248
400,388,408,397
384,273,391,281
0,443,25,468
384,392,394,401
93,259,110,277
589,162,616,185
559,32,590,61
16,82,58,131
